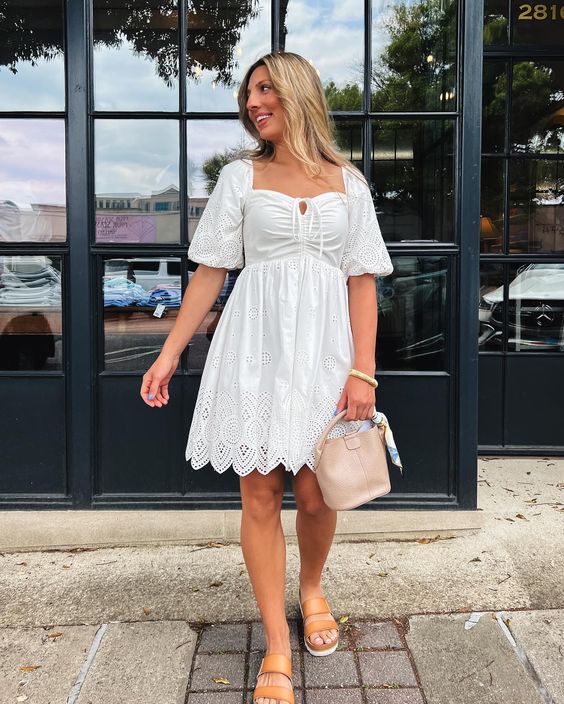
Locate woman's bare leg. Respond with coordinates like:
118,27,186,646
240,465,292,704
292,466,339,648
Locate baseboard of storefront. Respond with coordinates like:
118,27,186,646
0,509,483,552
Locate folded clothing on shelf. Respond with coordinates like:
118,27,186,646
0,265,61,307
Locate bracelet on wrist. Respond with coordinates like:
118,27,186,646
348,368,378,388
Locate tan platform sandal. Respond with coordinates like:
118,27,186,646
299,594,339,656
252,653,294,704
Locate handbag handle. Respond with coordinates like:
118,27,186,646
315,409,403,473
315,409,380,457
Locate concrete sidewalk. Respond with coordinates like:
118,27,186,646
1,457,563,703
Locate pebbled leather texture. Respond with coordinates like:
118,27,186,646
315,410,391,510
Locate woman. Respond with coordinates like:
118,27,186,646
141,52,393,704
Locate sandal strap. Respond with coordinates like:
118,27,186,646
301,597,331,618
304,619,338,639
253,685,295,704
258,653,292,679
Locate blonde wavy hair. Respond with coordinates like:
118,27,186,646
237,52,361,182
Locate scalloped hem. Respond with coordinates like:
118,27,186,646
186,453,317,477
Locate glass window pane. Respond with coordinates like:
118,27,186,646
371,119,455,243
507,263,564,352
511,61,564,155
481,158,504,253
479,263,504,351
513,2,564,46
283,0,364,111
509,159,564,254
0,119,66,243
95,120,180,243
483,0,508,45
482,60,507,154
93,0,179,111
334,120,363,171
377,256,448,371
186,0,270,112
186,119,252,198
372,0,458,112
0,1,65,111
0,255,62,371
103,256,182,371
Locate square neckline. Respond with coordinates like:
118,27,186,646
245,159,348,200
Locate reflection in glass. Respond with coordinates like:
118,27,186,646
509,160,564,254
334,121,363,171
479,263,504,351
283,0,364,111
513,2,564,45
377,256,448,372
507,263,564,351
371,120,454,242
102,256,237,371
482,61,507,153
483,0,508,45
186,0,270,112
0,256,62,371
481,158,504,253
0,120,66,243
511,61,564,154
186,119,252,199
371,0,457,112
0,0,65,111
93,0,179,111
103,257,181,371
95,120,180,243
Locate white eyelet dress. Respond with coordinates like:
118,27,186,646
185,158,393,476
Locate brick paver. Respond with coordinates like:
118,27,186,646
199,623,249,653
190,652,246,691
359,651,419,687
185,619,424,703
356,620,404,649
366,689,426,704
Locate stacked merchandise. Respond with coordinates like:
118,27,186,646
0,259,61,307
103,277,149,307
103,276,181,308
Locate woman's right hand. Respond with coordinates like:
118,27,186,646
140,353,180,408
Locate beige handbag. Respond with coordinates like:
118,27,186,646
314,409,403,511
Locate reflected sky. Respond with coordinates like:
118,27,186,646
94,43,178,112
284,0,364,90
187,120,253,196
0,57,65,112
95,120,179,195
0,120,66,206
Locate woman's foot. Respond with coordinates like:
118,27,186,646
254,649,294,704
299,585,339,653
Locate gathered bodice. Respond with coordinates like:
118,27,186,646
242,189,349,268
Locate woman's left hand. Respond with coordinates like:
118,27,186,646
336,375,376,421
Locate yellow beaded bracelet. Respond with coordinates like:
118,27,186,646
348,368,379,388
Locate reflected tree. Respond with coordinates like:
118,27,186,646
0,0,261,89
324,81,362,111
371,0,457,112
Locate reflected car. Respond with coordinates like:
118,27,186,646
479,263,564,350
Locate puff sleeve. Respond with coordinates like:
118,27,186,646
188,161,246,270
341,173,393,279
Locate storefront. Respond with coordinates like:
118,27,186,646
0,1,560,511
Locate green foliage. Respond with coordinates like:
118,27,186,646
371,0,457,112
324,81,362,111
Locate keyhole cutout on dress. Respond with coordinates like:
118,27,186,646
299,200,308,215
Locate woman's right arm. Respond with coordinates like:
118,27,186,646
140,264,228,407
